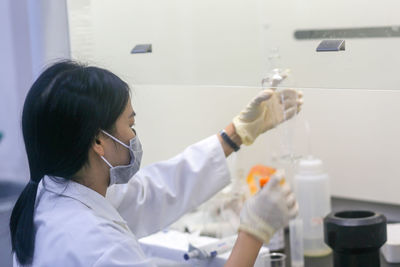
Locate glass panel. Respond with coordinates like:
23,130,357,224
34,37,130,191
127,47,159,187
67,0,400,205
258,0,400,90
67,0,400,90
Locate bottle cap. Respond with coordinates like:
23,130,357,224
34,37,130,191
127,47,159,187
297,156,324,175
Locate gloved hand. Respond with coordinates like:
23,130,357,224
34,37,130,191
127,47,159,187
238,172,298,244
232,89,303,145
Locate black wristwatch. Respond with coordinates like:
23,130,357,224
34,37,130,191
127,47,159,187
220,130,240,152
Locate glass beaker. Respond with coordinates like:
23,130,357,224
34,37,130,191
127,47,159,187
260,252,286,267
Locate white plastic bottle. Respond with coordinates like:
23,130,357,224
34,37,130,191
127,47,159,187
294,156,331,257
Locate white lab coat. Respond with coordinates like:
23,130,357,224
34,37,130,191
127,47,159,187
14,135,231,267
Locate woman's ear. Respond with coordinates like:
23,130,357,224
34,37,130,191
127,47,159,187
92,135,105,157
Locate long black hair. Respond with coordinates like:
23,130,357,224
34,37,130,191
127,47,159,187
9,60,130,265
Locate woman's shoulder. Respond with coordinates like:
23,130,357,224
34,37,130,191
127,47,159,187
32,192,142,266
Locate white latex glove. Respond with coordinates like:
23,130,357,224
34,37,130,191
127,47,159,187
238,173,298,244
232,89,303,145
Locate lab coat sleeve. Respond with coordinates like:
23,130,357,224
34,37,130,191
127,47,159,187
106,135,231,238
94,238,157,267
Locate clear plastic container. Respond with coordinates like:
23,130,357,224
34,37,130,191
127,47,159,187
294,156,332,257
289,218,304,267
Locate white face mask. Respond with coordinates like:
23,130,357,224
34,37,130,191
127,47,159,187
100,129,143,185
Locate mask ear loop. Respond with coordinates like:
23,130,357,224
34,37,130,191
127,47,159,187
100,156,113,168
95,134,115,168
101,130,130,149
100,130,133,168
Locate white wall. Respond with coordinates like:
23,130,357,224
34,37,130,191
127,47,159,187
67,0,400,204
130,85,400,205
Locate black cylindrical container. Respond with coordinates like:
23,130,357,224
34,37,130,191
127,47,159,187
324,210,387,267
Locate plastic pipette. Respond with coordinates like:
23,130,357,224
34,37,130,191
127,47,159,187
183,236,237,261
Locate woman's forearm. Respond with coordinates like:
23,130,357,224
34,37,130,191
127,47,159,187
225,231,263,267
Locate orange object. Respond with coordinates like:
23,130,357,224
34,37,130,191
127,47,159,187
259,177,270,188
246,165,276,195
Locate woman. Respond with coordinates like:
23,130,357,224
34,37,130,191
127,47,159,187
10,61,302,266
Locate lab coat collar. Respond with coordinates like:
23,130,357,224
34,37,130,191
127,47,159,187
40,175,127,225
